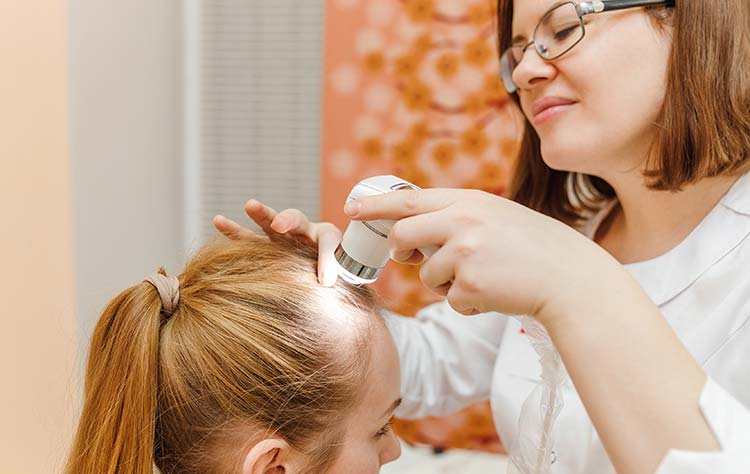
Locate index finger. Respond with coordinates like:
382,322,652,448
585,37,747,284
244,199,279,235
343,188,456,221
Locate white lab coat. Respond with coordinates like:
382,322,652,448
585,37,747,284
385,173,750,473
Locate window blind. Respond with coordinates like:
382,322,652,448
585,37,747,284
186,0,324,246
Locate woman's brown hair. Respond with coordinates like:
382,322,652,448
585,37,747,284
498,0,750,224
65,236,377,474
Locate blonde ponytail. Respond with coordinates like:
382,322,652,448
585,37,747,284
65,282,167,474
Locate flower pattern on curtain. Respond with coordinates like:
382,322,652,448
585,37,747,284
322,0,523,453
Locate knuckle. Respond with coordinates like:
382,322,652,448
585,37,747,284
455,214,480,228
452,242,476,259
402,189,421,213
456,272,482,294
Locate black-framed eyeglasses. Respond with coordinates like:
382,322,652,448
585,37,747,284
500,0,675,94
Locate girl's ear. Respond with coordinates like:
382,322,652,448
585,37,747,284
242,438,302,474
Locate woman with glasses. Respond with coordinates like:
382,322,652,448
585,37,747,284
217,1,750,472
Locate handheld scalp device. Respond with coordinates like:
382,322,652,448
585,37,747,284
335,175,437,285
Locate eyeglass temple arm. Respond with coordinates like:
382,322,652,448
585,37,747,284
578,0,675,15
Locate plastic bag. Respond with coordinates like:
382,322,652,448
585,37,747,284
507,316,567,474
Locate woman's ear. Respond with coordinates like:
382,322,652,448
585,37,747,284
242,438,300,474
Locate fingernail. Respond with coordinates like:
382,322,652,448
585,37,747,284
272,218,288,233
344,201,360,216
390,249,411,262
321,271,337,287
216,215,234,225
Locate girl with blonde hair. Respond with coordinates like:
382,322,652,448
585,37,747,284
65,236,402,474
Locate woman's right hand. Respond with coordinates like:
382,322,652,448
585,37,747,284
213,199,343,286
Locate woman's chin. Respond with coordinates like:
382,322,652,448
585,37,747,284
540,154,585,173
539,141,595,174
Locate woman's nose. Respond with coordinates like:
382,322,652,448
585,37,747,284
511,46,557,91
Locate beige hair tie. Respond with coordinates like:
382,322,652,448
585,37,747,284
144,267,180,317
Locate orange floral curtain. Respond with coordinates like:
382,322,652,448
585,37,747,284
321,0,522,453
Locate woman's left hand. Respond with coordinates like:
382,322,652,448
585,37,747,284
214,200,343,286
345,188,614,319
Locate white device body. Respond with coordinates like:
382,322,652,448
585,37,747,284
336,175,436,284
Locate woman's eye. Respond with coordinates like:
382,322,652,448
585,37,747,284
375,421,393,439
553,24,579,41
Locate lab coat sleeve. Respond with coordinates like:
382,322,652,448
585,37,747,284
381,300,508,419
656,378,750,474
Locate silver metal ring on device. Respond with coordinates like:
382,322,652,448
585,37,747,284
335,244,383,281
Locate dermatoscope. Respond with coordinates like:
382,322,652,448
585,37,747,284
334,175,437,285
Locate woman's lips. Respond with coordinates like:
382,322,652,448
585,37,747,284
532,97,577,125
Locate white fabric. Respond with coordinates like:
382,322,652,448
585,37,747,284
384,173,750,473
656,379,750,473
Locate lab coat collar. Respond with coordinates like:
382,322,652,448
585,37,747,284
597,173,750,307
719,172,750,216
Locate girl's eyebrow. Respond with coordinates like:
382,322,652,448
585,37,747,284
381,398,402,419
511,33,527,45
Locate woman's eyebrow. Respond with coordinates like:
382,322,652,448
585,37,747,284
511,1,569,45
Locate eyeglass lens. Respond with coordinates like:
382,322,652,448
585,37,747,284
500,2,584,93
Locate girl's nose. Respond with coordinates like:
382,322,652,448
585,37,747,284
379,432,402,465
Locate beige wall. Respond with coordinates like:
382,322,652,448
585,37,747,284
67,0,183,344
0,1,79,472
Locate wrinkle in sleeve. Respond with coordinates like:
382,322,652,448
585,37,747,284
656,378,750,474
382,300,508,419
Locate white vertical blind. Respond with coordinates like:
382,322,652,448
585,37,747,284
186,0,324,246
